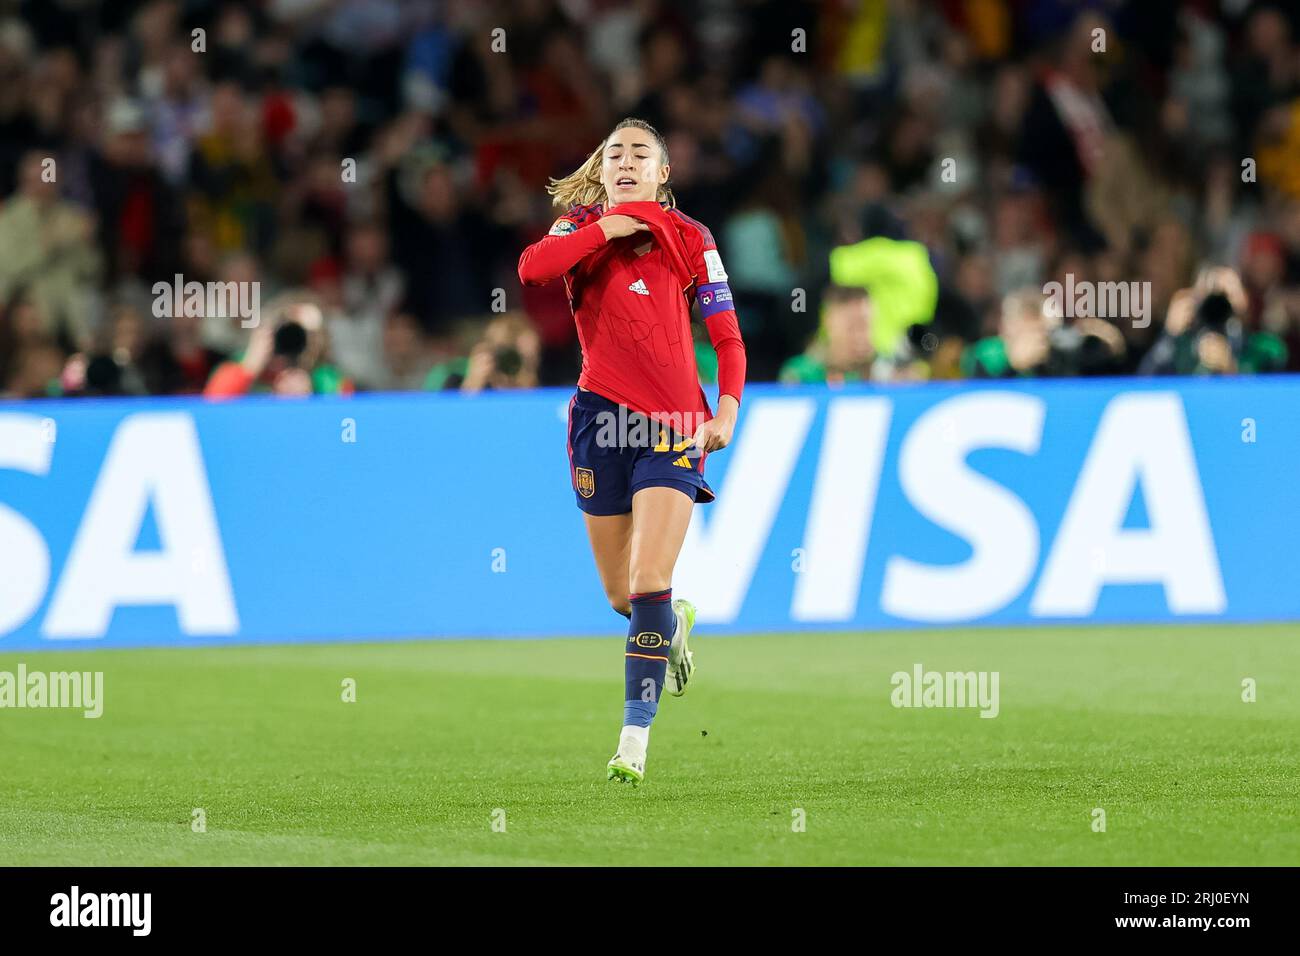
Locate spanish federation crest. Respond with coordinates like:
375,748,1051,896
575,467,595,498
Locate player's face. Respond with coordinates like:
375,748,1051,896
601,128,669,206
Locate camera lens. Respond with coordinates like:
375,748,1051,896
1195,292,1233,331
494,346,523,377
273,321,308,358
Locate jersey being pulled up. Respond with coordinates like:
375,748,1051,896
517,201,746,432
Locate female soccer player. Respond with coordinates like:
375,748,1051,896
518,118,746,785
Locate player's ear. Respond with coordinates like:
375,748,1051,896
658,163,670,184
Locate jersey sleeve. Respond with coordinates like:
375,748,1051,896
689,229,747,406
517,211,608,286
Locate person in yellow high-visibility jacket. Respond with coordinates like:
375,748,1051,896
829,236,939,358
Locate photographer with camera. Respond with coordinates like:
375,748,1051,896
424,312,540,393
1139,268,1287,376
204,296,354,398
961,287,1131,379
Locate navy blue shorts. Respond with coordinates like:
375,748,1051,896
566,389,714,516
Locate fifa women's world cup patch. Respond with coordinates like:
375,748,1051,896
575,467,596,498
549,218,578,236
697,281,734,318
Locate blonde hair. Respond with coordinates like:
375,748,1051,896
546,117,675,210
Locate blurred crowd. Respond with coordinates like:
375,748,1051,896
0,0,1298,399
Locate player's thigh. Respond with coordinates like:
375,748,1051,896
583,511,633,610
628,485,695,593
568,395,633,515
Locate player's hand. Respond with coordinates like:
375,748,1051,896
691,416,732,453
690,396,739,454
598,215,651,240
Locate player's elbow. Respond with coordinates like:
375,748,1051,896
711,318,747,355
720,332,746,355
517,245,554,286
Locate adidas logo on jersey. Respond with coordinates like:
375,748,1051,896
628,279,650,296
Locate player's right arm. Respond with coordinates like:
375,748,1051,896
517,213,647,286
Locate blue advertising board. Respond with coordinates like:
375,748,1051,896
1,377,1297,649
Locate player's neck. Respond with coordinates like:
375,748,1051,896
605,197,669,211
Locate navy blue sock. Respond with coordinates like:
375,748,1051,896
616,608,631,620
623,588,676,728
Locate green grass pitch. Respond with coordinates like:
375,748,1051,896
1,623,1296,866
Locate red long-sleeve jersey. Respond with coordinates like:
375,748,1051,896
517,201,746,428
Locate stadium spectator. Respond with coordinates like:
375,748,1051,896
0,150,102,348
959,287,1103,379
0,288,62,396
204,297,352,398
963,288,1043,378
779,285,875,385
376,311,437,392
427,311,539,393
1140,267,1288,376
0,1,1294,399
331,220,405,389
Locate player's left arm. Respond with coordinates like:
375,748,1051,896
691,235,747,452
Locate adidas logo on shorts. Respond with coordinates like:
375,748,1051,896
628,279,649,296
